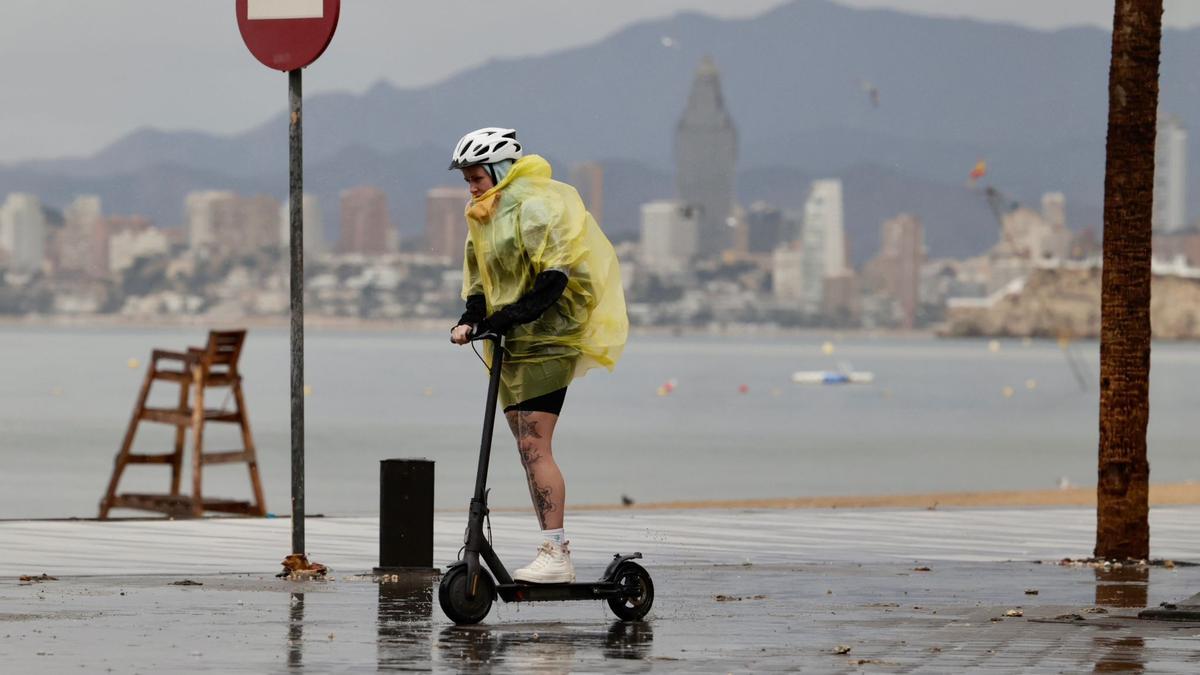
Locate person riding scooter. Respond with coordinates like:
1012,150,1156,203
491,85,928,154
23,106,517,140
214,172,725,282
448,127,628,584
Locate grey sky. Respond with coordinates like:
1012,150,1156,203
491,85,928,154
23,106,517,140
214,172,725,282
2,1,1199,163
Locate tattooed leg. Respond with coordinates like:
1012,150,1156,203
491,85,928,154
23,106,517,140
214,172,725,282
505,409,565,530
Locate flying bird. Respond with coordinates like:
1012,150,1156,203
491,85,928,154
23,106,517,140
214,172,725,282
859,80,880,108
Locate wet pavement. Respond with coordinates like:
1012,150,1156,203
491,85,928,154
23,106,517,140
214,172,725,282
2,559,1200,673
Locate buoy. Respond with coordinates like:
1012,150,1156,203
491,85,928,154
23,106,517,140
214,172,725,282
1025,379,1038,391
303,385,314,397
988,340,1001,353
1001,385,1015,398
821,341,835,356
127,358,140,369
656,385,669,397
738,384,750,394
423,387,434,397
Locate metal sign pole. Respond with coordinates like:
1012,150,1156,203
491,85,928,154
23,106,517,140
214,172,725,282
288,67,305,555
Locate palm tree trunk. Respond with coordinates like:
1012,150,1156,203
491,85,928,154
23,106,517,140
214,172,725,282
1095,0,1162,561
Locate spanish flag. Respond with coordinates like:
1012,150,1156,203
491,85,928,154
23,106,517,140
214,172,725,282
968,160,987,183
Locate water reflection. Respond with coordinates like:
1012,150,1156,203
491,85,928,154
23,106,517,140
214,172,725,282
377,572,437,671
1091,636,1145,673
435,621,653,673
1094,566,1149,609
287,592,304,669
604,620,654,660
1091,566,1147,673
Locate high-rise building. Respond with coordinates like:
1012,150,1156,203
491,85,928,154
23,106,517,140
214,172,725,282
800,180,846,313
185,190,237,251
425,187,469,263
772,243,805,302
745,202,785,254
339,186,394,255
1041,192,1066,231
822,271,859,322
186,191,280,259
569,162,605,226
1154,115,1188,233
875,214,924,329
0,193,47,272
223,194,280,255
675,56,737,259
279,193,325,258
58,195,108,278
639,200,698,275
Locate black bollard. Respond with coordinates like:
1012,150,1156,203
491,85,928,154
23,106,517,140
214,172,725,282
374,459,436,573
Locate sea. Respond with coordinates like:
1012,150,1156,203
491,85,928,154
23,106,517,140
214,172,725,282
1,325,1197,519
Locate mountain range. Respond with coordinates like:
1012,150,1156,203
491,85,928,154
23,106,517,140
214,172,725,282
6,0,1200,264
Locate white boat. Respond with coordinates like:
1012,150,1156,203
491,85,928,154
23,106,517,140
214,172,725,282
791,370,875,385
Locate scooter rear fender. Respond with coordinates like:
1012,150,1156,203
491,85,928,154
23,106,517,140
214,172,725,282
601,552,644,581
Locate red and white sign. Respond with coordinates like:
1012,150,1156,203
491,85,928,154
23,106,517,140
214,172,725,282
236,0,340,71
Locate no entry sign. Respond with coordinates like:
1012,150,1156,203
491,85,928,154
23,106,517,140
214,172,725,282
236,0,340,71
235,0,342,557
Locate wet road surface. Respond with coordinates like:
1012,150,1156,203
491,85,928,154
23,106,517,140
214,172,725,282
3,560,1199,673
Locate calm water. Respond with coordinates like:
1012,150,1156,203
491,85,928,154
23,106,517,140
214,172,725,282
1,326,1197,519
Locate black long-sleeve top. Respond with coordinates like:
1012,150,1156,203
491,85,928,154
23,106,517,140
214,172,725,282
456,270,569,335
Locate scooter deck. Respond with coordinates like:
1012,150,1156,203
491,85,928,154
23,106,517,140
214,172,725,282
497,580,634,603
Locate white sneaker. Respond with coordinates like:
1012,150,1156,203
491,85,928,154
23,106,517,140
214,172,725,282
513,541,576,584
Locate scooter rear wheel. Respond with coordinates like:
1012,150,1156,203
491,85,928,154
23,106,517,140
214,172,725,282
438,565,495,625
607,561,654,621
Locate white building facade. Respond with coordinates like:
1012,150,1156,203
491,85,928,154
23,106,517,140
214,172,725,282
0,193,47,272
1154,115,1188,233
639,200,698,275
109,228,169,274
279,194,325,257
800,180,846,312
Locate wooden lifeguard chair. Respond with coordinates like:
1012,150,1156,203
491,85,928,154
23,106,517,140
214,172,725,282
99,330,267,519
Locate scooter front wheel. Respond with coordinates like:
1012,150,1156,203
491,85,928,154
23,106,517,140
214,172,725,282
438,565,495,625
607,562,654,621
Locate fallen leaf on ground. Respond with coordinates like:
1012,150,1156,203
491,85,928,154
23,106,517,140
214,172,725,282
278,554,328,580
19,574,58,583
714,594,768,602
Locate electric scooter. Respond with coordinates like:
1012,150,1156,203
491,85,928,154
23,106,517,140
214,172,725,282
438,331,654,625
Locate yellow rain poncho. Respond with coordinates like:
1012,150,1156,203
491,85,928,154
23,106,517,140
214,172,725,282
461,155,628,407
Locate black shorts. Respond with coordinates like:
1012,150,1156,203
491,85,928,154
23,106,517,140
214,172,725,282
504,387,568,416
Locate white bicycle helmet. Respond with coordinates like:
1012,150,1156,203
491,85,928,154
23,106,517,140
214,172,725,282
448,127,523,170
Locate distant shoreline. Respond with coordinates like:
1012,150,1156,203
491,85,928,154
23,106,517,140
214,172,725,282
511,482,1200,512
0,314,937,339
8,484,1193,522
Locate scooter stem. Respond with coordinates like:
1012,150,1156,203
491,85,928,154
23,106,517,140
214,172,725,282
473,334,505,503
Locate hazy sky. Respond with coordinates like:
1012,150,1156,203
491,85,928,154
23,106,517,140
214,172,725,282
3,0,1200,163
